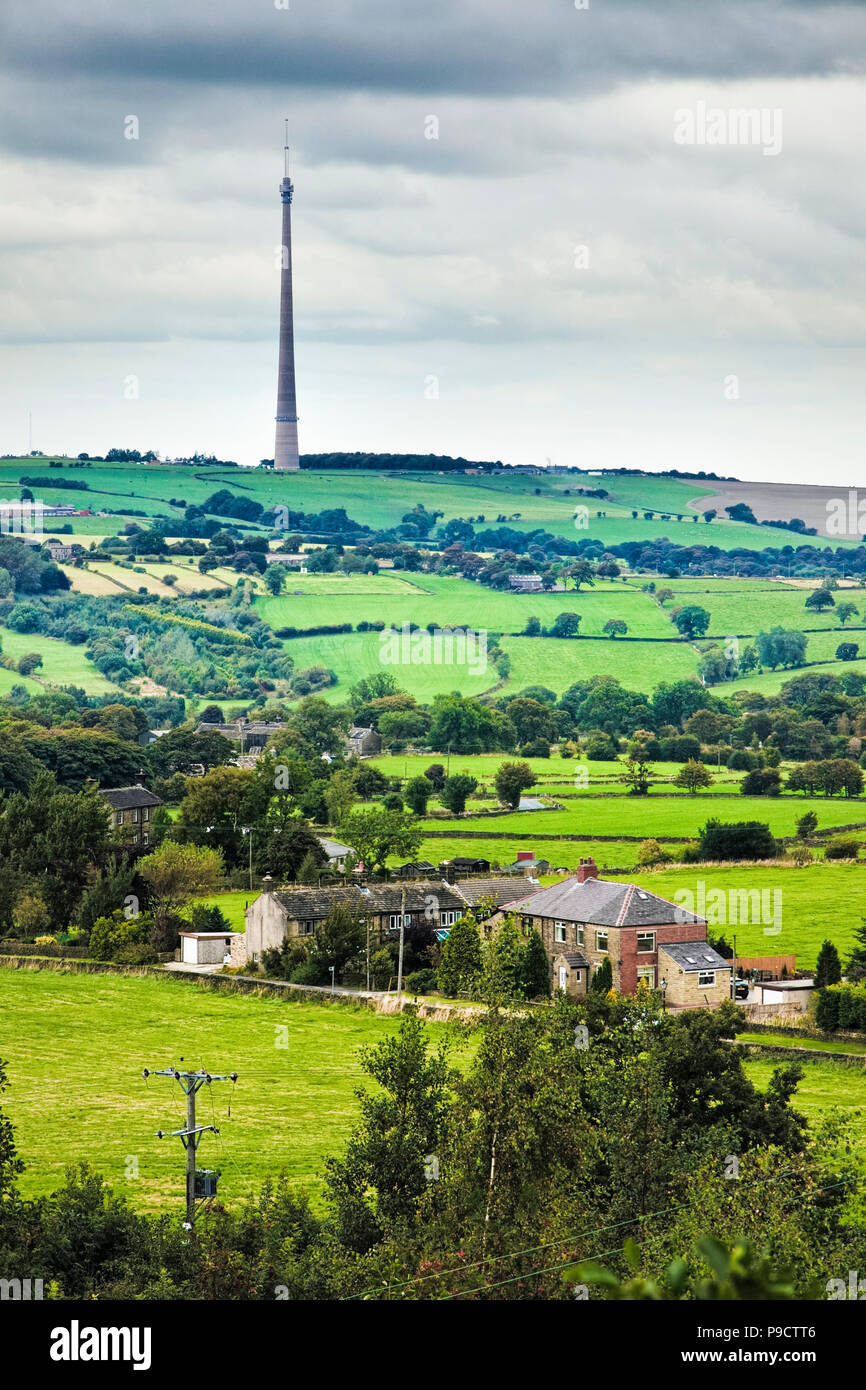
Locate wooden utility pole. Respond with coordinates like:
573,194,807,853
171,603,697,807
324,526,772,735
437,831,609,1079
145,1065,237,1225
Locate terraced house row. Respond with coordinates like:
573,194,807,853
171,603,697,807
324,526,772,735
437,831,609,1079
234,856,730,1008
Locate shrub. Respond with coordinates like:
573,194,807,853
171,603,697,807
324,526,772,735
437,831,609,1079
698,819,779,861
637,838,673,867
816,983,866,1032
727,750,756,772
114,942,159,965
405,968,438,994
741,768,782,796
680,842,703,863
290,960,327,986
585,737,617,761
824,836,861,861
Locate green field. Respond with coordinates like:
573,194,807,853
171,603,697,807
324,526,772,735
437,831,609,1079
0,965,861,1219
280,630,498,701
0,968,459,1211
0,628,123,696
0,457,853,557
626,862,866,967
743,1058,866,1151
498,634,698,692
191,891,255,932
1,458,863,706
739,1031,866,1056
258,573,674,637
412,794,860,842
413,836,645,873
258,570,866,701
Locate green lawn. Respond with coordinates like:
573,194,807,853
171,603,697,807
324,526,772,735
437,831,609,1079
0,968,459,1212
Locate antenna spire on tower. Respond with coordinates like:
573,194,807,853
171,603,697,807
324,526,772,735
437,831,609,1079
284,118,290,177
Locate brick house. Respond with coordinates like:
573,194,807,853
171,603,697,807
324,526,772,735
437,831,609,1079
99,781,162,847
241,878,467,966
504,856,731,1009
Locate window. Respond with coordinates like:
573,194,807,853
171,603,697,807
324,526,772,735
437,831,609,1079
298,920,315,936
114,812,122,827
554,921,567,943
131,808,139,822
142,833,149,846
388,914,411,929
576,923,584,946
636,932,655,954
698,971,716,988
596,930,608,953
441,911,457,926
637,966,655,987
142,807,150,821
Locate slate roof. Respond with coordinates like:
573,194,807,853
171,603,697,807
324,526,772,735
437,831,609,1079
271,880,465,920
451,878,544,909
318,838,352,859
555,951,591,969
507,876,704,927
196,721,285,738
502,857,550,873
658,942,731,972
99,786,162,810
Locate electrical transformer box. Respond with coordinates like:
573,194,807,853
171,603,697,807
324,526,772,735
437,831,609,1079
194,1169,219,1198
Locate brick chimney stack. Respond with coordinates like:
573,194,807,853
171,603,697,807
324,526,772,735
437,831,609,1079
574,857,599,883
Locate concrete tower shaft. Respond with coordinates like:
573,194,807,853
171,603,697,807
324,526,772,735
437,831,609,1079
274,162,299,472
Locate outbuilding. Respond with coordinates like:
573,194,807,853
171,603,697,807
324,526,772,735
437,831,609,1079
179,931,238,967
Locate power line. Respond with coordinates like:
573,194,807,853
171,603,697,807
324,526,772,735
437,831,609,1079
344,1154,862,1301
437,1173,862,1301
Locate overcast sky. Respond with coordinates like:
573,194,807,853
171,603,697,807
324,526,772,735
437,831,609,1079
1,0,864,482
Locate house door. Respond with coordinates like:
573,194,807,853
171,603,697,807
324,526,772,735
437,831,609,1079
559,966,568,991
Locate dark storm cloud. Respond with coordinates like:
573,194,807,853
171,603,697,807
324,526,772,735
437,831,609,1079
3,0,865,106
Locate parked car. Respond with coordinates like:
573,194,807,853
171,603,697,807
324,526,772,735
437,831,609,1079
732,978,749,1000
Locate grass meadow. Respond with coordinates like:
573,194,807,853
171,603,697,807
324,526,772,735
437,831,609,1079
0,967,462,1212
0,628,122,695
412,794,860,841
0,965,862,1218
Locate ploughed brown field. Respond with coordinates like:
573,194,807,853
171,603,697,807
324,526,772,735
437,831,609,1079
688,478,862,540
